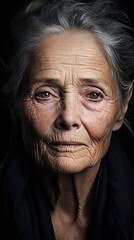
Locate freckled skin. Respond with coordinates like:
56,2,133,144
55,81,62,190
19,29,125,174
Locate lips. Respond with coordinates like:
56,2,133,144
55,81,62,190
49,141,85,152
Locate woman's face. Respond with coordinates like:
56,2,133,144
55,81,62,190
19,30,125,173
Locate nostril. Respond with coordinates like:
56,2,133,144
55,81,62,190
59,122,69,130
56,121,80,130
72,123,78,128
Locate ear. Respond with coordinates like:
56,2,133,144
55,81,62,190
113,88,133,131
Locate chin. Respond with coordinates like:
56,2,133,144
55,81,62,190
42,156,97,174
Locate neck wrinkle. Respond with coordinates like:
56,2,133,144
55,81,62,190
37,161,101,221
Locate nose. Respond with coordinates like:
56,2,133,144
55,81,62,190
54,99,81,131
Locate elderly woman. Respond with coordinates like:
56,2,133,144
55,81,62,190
0,0,134,239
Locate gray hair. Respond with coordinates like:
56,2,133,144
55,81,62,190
3,0,134,122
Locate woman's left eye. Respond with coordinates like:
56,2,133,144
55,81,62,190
86,92,103,101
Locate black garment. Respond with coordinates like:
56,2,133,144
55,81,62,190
0,130,134,240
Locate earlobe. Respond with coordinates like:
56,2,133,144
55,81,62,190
112,117,124,131
113,88,133,131
113,114,127,132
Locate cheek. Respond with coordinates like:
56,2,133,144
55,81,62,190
31,111,53,136
82,107,118,140
20,105,55,161
21,101,57,137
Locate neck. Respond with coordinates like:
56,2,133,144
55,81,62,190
37,162,101,222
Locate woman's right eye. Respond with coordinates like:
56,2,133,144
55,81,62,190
33,87,61,103
35,91,51,99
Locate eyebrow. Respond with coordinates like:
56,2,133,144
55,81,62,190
31,77,62,86
80,78,108,86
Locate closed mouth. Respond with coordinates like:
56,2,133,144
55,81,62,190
49,141,85,152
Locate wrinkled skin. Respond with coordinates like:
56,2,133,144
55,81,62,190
18,30,131,239
19,29,128,174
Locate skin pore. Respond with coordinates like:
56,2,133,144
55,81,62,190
19,30,129,239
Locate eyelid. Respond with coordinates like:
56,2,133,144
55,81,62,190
81,86,104,94
34,85,59,94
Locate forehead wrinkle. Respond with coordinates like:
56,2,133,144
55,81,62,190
33,59,106,70
35,44,106,65
45,55,104,67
